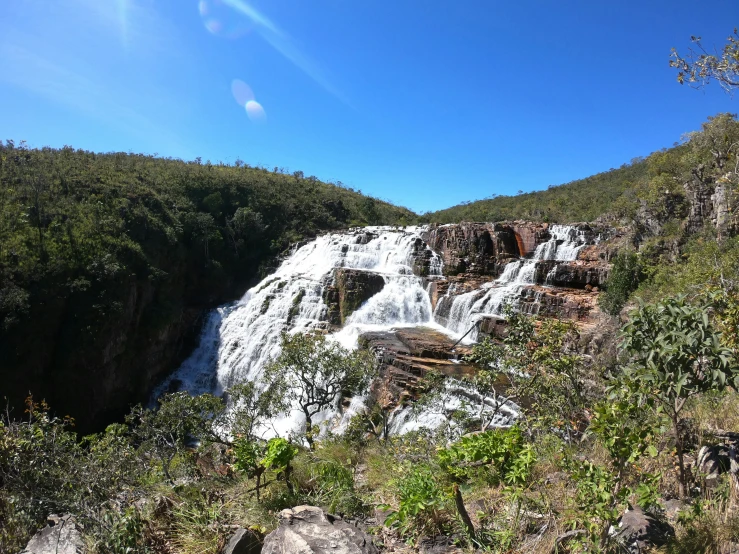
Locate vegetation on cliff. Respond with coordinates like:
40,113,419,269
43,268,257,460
428,111,738,230
596,111,739,314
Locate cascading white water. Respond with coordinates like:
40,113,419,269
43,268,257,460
156,224,590,439
434,225,588,338
155,226,447,436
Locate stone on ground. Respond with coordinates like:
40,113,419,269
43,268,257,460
262,506,378,554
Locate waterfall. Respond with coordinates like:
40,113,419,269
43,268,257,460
434,224,588,338
154,223,588,438
154,226,445,436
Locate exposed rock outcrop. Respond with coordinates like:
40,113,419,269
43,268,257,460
422,221,607,280
536,260,609,289
423,222,522,277
360,327,475,407
612,506,674,553
261,506,377,554
421,222,613,328
324,269,386,326
20,515,84,554
519,286,600,321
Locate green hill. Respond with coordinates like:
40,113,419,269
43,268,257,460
0,142,416,431
426,159,650,224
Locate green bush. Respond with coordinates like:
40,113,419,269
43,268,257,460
599,251,645,315
437,427,534,485
311,460,365,516
382,465,449,541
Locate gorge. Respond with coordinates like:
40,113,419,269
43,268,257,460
4,110,739,552
156,221,613,437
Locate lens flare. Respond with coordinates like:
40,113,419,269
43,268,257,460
198,0,250,38
231,79,255,106
245,100,266,121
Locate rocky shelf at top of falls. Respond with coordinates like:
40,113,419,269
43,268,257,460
316,222,618,339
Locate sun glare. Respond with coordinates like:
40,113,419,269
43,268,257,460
117,0,129,48
245,100,266,122
198,0,251,39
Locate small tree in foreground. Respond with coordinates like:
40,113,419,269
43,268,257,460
265,333,377,448
620,296,739,496
466,308,587,441
126,392,224,482
221,381,288,442
233,436,297,500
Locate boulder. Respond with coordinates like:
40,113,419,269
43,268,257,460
20,514,84,554
222,527,262,554
418,535,464,554
612,506,674,553
261,506,378,554
697,445,732,480
324,269,385,326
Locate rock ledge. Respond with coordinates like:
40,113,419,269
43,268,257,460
262,505,378,554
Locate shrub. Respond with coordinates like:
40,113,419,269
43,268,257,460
599,251,645,315
437,426,534,485
382,466,450,541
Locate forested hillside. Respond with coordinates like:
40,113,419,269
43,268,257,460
0,142,416,431
428,115,737,238
426,157,651,223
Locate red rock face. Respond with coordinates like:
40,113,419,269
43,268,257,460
423,223,520,277
419,221,617,331
511,221,550,257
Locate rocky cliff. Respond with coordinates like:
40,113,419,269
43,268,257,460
0,263,247,434
324,269,386,326
338,222,619,413
421,222,613,335
359,327,476,409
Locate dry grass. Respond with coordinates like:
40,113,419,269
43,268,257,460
665,504,739,553
688,390,739,440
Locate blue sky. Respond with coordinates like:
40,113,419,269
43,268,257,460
1,0,737,212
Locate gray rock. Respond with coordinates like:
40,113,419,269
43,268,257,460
613,506,674,553
222,528,261,554
262,506,378,554
697,445,731,479
20,515,84,554
418,535,464,554
661,499,686,522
